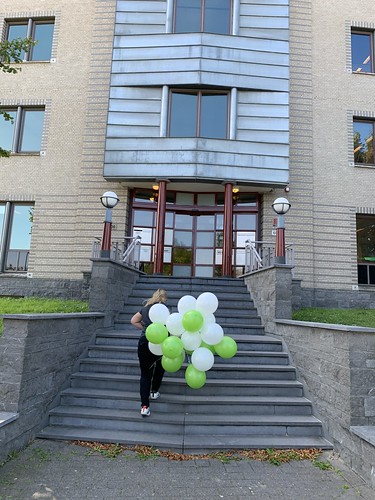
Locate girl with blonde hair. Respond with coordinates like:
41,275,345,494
131,288,167,417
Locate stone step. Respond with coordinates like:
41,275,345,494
118,308,261,320
127,291,253,303
47,405,323,437
87,345,290,365
37,425,333,453
78,359,296,380
60,387,313,415
114,318,264,331
94,331,281,351
70,373,303,397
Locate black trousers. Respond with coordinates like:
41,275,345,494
138,335,165,407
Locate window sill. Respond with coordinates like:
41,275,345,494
352,71,375,76
10,152,42,156
354,163,375,169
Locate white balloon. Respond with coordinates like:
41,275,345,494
177,295,197,314
201,313,216,333
181,332,202,351
196,292,219,314
166,312,184,337
192,347,215,372
201,323,224,346
149,303,170,324
148,342,163,356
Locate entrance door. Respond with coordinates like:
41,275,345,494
131,189,258,277
163,212,224,277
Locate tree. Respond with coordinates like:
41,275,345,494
0,37,36,158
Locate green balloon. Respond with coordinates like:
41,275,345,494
145,323,168,344
162,336,184,359
200,340,216,354
162,355,183,373
214,336,237,359
185,364,206,389
182,310,204,332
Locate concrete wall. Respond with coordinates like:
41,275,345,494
275,319,375,486
89,259,141,326
0,0,126,283
0,312,104,463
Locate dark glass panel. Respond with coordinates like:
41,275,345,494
356,215,375,260
175,0,201,32
196,215,215,230
170,93,197,137
351,33,373,73
7,24,28,60
173,248,193,264
353,121,374,164
370,266,375,285
236,193,257,206
19,110,44,152
200,94,227,138
357,265,368,284
31,23,54,60
235,214,257,230
0,110,16,151
134,189,155,203
175,214,193,229
204,0,231,34
133,210,154,226
174,230,193,247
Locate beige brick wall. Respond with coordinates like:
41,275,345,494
289,0,375,290
0,0,125,279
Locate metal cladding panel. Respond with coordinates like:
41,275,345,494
104,138,289,186
103,1,290,186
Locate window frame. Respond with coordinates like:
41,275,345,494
353,118,375,166
351,29,375,74
5,17,54,62
168,89,230,139
0,202,33,273
173,0,232,35
0,106,45,154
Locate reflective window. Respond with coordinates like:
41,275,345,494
174,0,231,34
31,23,54,61
20,110,45,152
7,19,54,62
352,31,374,73
0,203,33,272
353,120,374,164
169,91,228,139
357,215,375,284
0,108,44,154
0,111,16,151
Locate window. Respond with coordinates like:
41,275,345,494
351,30,374,73
174,0,231,34
169,91,228,139
6,18,54,61
0,107,45,153
0,203,33,272
357,215,375,285
353,119,374,165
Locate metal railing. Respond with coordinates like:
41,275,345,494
244,240,294,274
92,236,142,269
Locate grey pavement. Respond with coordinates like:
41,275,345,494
0,439,373,500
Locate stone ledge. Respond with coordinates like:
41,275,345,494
351,426,375,447
0,412,19,428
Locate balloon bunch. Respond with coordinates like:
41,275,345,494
145,292,238,389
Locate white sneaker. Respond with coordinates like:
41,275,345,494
141,405,150,417
150,391,160,400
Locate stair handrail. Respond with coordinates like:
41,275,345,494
122,235,142,269
244,240,294,273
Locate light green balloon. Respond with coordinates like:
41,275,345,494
185,364,206,389
182,310,204,332
162,336,184,359
162,355,183,373
145,323,168,344
214,336,237,359
200,340,216,354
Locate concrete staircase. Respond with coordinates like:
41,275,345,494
38,276,333,452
